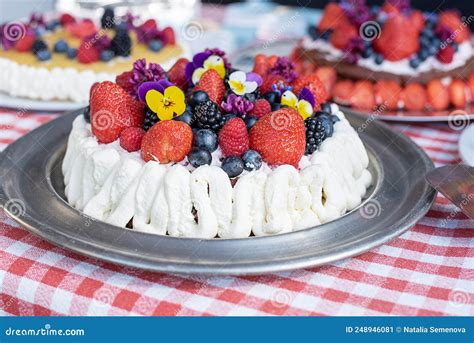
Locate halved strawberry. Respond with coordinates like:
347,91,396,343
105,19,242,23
318,3,350,32
448,79,468,109
426,79,450,111
193,69,225,105
291,73,328,110
438,11,470,43
350,81,376,110
374,80,401,110
401,83,427,111
332,80,354,105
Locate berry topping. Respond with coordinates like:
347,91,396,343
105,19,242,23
244,115,258,130
115,70,134,94
188,148,212,168
66,47,77,59
242,150,262,171
426,79,449,111
218,117,249,157
193,99,225,132
188,90,209,108
141,120,193,163
111,27,132,57
90,81,144,143
161,26,176,45
67,20,97,39
401,83,427,111
32,39,47,54
119,127,146,152
330,23,358,50
249,108,305,167
53,39,68,53
174,107,194,126
100,49,115,62
168,58,190,90
143,106,159,131
101,7,115,29
304,117,327,155
148,39,163,52
36,49,51,61
437,11,470,43
193,69,225,105
59,13,76,26
250,98,271,119
318,3,350,32
436,45,454,64
15,35,35,52
77,41,100,64
221,156,244,178
291,73,328,110
193,129,218,152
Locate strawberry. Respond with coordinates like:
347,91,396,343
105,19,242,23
381,3,400,15
59,13,76,26
90,81,144,143
193,69,225,105
330,23,358,50
253,54,271,77
373,14,419,61
249,108,305,166
67,20,97,39
318,3,350,32
161,27,176,45
350,81,376,110
374,80,401,110
448,79,468,108
15,34,35,52
410,10,425,32
77,41,100,64
115,70,134,94
141,121,192,163
168,58,190,90
401,83,427,111
120,127,146,152
291,73,328,110
332,80,354,105
218,118,249,157
250,99,272,118
426,79,450,111
141,19,157,31
260,74,286,94
89,82,99,98
436,45,454,64
438,11,470,43
467,73,474,99
315,66,337,95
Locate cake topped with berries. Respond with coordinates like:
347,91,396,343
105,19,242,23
293,0,474,113
0,9,183,103
62,48,372,239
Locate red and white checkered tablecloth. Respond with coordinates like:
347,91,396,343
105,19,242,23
0,107,473,316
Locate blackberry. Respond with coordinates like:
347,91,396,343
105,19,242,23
304,118,326,155
143,106,159,131
101,7,115,29
193,100,225,132
83,105,91,123
111,28,131,57
32,39,47,54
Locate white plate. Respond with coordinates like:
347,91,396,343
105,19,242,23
459,124,474,166
0,92,86,112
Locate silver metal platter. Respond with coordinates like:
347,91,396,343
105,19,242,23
0,109,436,275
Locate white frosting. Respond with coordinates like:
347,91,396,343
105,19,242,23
301,36,473,76
62,104,372,238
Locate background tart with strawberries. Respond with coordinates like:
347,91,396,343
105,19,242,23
0,8,183,103
62,48,373,239
291,0,474,115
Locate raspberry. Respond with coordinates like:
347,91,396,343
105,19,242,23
218,118,249,157
60,13,76,26
77,41,99,64
250,99,271,118
436,45,454,64
120,127,146,152
115,70,134,94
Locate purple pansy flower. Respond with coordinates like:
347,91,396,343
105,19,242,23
137,79,173,102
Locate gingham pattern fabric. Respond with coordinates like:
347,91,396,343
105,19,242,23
0,108,473,316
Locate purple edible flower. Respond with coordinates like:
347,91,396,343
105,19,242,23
122,11,138,31
29,12,45,28
137,79,173,102
341,0,372,27
129,58,167,99
343,36,365,63
299,88,315,108
184,51,213,85
267,57,297,83
221,94,254,116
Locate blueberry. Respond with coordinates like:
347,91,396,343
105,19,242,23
315,110,330,117
370,5,380,16
188,148,212,168
45,20,60,31
188,90,209,108
361,46,373,59
263,91,280,103
66,47,77,59
242,150,262,171
54,39,68,53
418,49,429,61
223,113,237,122
431,37,441,49
452,42,459,52
331,114,340,124
318,116,334,137
271,102,281,111
174,109,194,126
419,35,431,49
193,129,218,152
320,29,332,41
148,39,163,52
100,49,115,62
421,28,434,39
320,102,332,114
36,49,51,61
221,156,244,178
409,57,421,69
374,54,384,65
244,92,258,103
308,25,319,40
244,115,258,130
428,44,438,56
83,105,91,123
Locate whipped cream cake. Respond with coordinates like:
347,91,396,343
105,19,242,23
62,48,372,239
292,0,474,112
0,9,183,103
